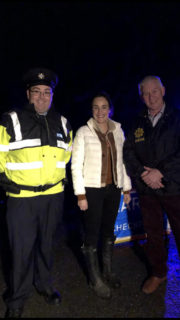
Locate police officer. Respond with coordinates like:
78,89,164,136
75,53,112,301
0,68,72,318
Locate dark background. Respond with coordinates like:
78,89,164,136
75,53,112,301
1,0,180,133
0,1,179,288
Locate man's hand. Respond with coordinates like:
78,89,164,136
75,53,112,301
78,199,88,211
141,166,164,189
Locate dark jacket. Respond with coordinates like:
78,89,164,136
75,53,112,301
123,104,180,195
1,103,71,146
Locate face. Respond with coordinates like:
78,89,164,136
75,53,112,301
26,85,53,114
92,96,110,125
141,79,165,114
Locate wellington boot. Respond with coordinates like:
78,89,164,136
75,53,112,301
102,238,121,289
82,245,111,299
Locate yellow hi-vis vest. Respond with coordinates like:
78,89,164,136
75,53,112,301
0,109,72,197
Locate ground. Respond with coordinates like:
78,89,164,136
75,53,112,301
0,215,180,318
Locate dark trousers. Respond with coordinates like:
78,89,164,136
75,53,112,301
5,192,64,309
83,185,121,247
139,194,180,277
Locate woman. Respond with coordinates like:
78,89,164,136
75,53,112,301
71,91,131,299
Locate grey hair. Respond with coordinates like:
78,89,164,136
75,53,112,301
138,75,164,96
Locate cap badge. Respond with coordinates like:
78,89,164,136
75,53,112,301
38,73,45,79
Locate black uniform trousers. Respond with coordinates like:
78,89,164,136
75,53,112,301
5,192,64,309
139,194,180,278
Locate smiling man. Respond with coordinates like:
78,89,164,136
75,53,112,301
140,76,165,116
0,68,72,318
27,85,53,114
123,75,180,295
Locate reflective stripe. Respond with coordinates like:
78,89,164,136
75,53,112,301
9,111,22,141
6,161,66,170
57,140,68,150
61,116,67,136
67,145,72,152
0,144,9,152
6,161,43,170
56,161,65,168
9,139,41,150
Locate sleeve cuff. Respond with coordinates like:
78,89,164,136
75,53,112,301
77,194,87,201
123,190,131,194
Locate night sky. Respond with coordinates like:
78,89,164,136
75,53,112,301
1,0,180,133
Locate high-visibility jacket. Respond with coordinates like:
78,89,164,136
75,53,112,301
0,103,72,197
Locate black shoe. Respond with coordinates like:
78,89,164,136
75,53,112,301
38,290,61,305
5,308,23,318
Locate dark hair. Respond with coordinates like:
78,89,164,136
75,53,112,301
91,91,114,118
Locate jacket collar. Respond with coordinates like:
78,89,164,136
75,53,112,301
87,117,116,133
24,103,56,117
140,103,174,119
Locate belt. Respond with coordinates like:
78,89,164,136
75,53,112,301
17,179,66,192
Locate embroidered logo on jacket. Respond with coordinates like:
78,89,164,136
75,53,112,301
134,128,145,143
57,133,63,138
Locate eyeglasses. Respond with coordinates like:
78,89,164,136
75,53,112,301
30,89,53,97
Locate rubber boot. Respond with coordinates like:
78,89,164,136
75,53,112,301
82,245,111,299
102,238,121,288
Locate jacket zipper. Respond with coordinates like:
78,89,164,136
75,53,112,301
44,116,50,143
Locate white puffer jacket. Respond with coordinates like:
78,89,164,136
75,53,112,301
71,118,132,195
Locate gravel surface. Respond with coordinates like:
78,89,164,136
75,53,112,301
0,215,180,318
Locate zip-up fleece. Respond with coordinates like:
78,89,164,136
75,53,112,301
0,103,72,197
71,117,132,196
